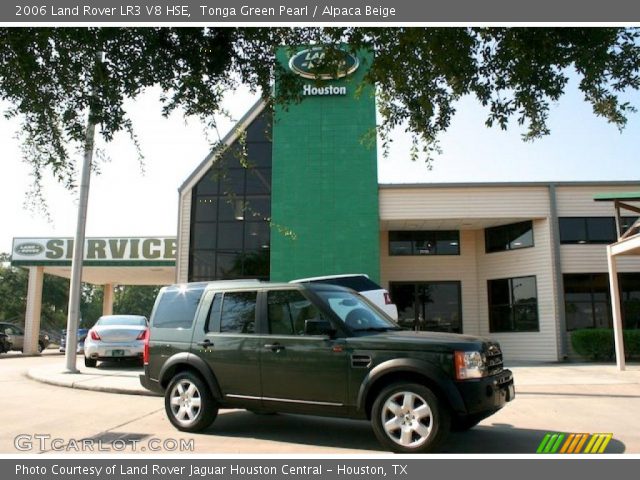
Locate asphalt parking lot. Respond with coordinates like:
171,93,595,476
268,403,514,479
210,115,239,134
1,350,640,454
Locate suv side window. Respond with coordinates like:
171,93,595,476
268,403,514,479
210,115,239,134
152,286,204,329
220,291,257,333
267,290,322,335
205,293,223,332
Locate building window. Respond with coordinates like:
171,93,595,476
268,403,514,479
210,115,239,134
485,221,534,253
389,231,460,256
389,282,462,333
564,274,611,331
188,110,272,282
559,217,617,244
488,276,539,332
564,273,640,330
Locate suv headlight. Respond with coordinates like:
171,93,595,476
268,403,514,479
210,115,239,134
454,350,487,380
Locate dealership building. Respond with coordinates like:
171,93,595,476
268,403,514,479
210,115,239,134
13,47,640,362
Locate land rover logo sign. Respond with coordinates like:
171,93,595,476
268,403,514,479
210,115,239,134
289,47,359,80
14,242,44,256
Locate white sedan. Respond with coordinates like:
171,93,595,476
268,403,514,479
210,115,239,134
84,315,148,368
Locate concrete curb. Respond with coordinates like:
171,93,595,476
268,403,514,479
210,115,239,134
26,364,161,397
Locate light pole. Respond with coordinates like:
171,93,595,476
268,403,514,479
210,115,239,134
64,51,101,373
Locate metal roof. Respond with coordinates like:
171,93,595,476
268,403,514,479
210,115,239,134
379,181,640,190
593,192,640,202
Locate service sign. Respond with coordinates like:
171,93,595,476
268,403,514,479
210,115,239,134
11,237,176,265
289,47,359,80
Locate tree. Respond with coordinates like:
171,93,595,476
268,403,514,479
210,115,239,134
113,285,161,318
1,27,639,188
0,257,69,331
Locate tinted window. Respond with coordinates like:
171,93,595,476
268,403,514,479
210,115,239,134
267,290,322,335
559,217,617,244
188,109,272,283
220,291,257,333
485,221,534,253
152,287,205,329
205,294,222,332
389,231,460,256
564,273,640,330
307,275,381,292
390,282,462,333
488,276,539,332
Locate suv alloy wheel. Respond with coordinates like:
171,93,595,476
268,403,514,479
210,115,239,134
371,382,450,453
165,372,218,432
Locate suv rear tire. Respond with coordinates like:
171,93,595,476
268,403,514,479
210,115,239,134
165,372,218,432
371,382,450,453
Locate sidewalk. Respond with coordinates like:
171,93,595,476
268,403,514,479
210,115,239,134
26,356,640,397
26,356,160,396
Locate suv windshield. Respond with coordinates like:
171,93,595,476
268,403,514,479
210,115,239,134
314,290,400,332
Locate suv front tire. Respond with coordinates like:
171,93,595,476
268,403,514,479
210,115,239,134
371,382,450,453
165,371,218,432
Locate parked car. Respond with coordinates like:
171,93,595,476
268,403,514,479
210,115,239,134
0,331,12,353
0,322,50,353
84,315,148,368
290,273,399,320
59,328,89,353
140,280,514,453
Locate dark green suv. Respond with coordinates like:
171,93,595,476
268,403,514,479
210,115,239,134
140,280,514,453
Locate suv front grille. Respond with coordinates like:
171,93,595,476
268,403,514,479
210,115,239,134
485,343,503,376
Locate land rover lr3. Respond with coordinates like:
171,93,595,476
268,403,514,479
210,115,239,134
140,280,514,453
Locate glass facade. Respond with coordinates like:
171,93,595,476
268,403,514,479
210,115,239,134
564,273,640,330
389,231,460,256
485,221,534,253
488,276,539,332
389,282,462,333
189,110,272,282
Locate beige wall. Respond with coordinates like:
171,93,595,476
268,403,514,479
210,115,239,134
556,185,640,273
379,186,550,220
473,219,559,361
379,183,639,362
176,191,191,283
381,220,559,362
380,230,481,336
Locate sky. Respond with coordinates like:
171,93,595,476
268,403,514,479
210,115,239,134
1,74,638,255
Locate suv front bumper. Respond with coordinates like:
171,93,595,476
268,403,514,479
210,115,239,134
455,369,515,416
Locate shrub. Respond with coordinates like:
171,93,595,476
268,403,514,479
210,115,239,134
571,329,614,360
571,329,640,360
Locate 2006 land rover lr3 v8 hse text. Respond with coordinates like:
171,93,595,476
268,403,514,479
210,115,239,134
140,280,514,453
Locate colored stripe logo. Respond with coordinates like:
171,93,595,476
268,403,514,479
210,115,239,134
537,433,613,453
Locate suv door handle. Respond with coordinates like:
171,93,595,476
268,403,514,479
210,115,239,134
264,343,285,352
197,339,213,347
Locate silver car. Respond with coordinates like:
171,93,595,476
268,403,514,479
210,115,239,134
83,315,148,368
0,322,50,353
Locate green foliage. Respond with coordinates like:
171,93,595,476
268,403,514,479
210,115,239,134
0,255,161,328
0,261,68,331
571,328,640,360
79,283,103,327
1,27,639,190
114,285,161,318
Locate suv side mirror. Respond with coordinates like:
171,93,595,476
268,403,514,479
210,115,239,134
304,319,336,338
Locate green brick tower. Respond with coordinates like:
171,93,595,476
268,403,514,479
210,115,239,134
270,46,380,282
